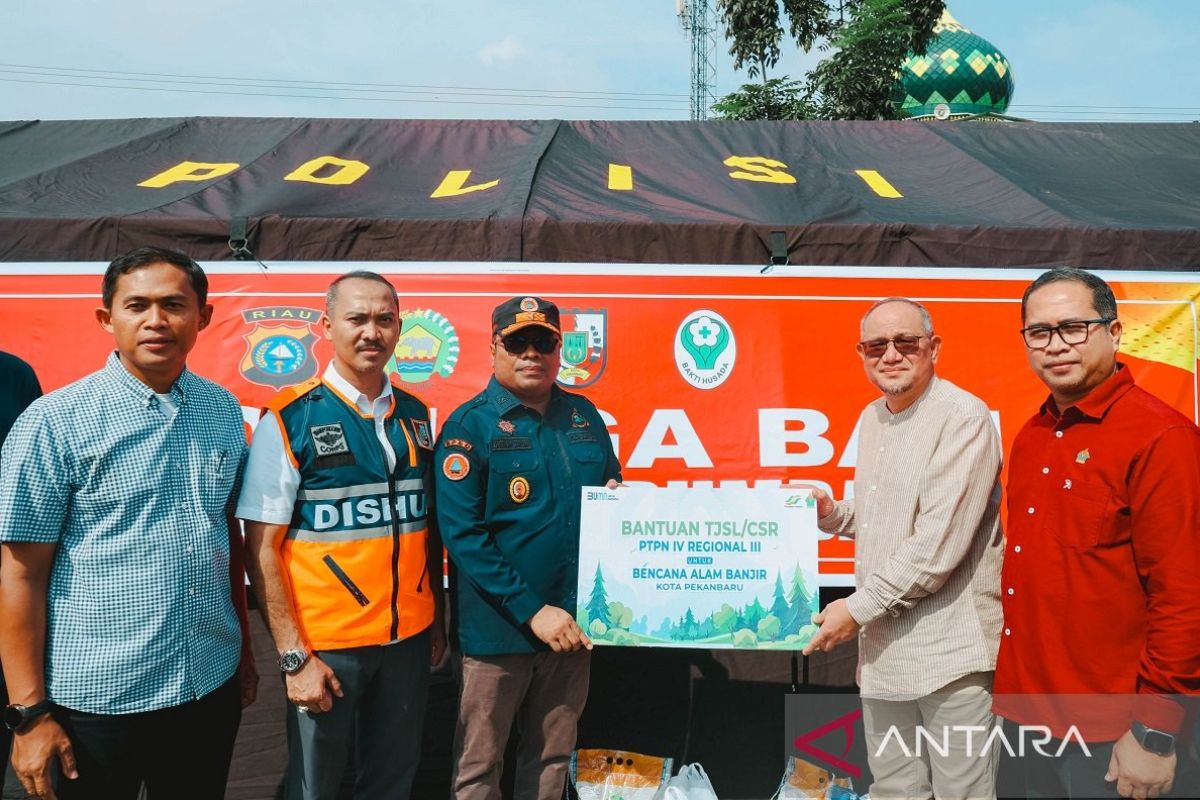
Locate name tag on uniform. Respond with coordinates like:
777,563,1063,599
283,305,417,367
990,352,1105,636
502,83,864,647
567,430,598,443
490,436,533,452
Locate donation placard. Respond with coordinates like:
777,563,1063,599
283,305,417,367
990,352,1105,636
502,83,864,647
576,486,821,650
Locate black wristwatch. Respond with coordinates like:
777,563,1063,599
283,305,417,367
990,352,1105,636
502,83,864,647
1131,720,1176,756
278,648,309,675
3,701,53,733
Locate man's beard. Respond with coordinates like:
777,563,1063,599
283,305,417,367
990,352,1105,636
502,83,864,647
881,377,914,396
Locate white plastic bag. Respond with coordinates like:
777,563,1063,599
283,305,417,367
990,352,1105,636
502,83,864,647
570,749,673,800
663,763,719,800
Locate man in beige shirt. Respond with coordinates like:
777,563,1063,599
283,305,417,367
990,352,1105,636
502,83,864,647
804,298,1004,800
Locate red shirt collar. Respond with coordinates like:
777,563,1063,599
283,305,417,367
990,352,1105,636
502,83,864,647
1040,362,1134,422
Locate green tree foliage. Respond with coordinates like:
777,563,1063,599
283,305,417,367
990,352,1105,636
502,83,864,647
769,571,791,620
608,601,634,630
743,596,767,629
784,565,816,635
585,564,611,629
713,603,739,635
713,0,945,120
758,614,783,640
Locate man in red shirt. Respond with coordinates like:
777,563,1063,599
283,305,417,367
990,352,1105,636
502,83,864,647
996,267,1200,798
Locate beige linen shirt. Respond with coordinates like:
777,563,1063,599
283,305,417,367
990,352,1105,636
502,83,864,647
819,376,1004,699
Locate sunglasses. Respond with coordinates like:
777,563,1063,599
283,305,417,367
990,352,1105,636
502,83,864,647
499,332,560,355
857,334,926,358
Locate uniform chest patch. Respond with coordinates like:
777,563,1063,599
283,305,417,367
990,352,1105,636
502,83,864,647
442,452,471,481
310,423,349,457
411,418,433,450
571,409,589,428
509,476,531,503
498,419,516,434
567,430,598,444
1076,448,1091,464
491,436,533,451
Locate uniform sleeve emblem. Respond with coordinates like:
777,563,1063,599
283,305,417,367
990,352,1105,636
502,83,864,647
570,409,589,428
410,418,433,450
442,452,471,481
444,438,473,452
508,476,531,503
310,423,349,456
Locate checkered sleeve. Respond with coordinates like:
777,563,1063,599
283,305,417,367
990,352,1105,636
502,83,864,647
0,400,70,543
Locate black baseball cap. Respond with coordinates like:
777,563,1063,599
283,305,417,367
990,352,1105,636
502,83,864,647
491,296,561,337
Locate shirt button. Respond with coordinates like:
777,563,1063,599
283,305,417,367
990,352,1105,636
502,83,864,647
188,587,196,597
878,446,884,452
1004,627,1011,636
1041,467,1049,474
187,545,194,555
1007,588,1014,595
870,485,877,491
1027,507,1035,514
1055,431,1063,438
1014,545,1022,553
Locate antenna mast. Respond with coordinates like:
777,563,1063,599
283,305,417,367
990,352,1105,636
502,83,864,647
678,0,717,120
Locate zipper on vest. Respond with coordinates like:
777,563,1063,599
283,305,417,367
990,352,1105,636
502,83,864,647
322,555,370,607
386,422,402,641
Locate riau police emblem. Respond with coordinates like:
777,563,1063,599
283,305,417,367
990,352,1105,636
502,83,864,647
509,476,531,503
556,309,607,389
240,307,322,389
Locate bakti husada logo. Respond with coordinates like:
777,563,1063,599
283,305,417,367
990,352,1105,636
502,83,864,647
239,307,322,388
675,309,736,390
557,308,607,388
388,309,459,386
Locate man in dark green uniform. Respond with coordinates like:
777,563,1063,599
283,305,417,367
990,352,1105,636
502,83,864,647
436,296,621,800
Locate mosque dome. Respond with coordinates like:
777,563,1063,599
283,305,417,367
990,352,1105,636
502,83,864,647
893,9,1015,119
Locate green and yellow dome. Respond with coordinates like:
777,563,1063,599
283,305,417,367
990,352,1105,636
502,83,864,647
893,9,1014,119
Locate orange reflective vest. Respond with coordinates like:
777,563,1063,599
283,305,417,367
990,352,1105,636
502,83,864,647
268,377,434,650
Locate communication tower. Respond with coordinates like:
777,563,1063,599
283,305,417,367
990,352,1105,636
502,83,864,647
677,0,717,120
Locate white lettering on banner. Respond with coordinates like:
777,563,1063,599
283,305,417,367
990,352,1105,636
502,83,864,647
626,409,713,468
758,409,835,467
875,724,1091,759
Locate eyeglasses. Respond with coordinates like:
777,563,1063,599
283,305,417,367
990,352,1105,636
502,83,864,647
1020,319,1113,349
499,332,559,355
857,335,926,359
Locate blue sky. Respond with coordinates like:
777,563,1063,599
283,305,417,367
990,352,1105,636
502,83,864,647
1,0,1197,122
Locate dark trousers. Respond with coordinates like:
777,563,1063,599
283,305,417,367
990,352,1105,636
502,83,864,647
284,632,430,800
1020,736,1200,800
451,649,591,800
52,674,240,800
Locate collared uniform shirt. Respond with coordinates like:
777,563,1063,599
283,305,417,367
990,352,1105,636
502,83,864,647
0,353,245,714
237,362,397,525
237,362,434,649
995,365,1200,739
819,376,1004,699
435,378,622,655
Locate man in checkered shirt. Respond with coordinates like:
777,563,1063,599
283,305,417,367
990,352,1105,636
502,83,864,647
0,247,256,800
